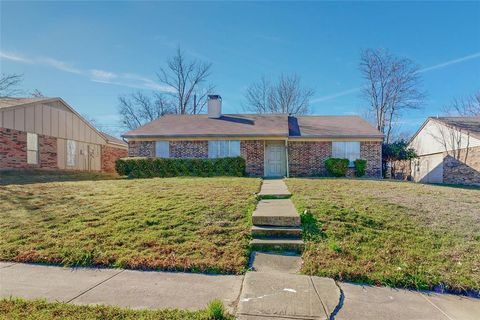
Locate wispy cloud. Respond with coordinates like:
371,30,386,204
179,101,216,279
0,50,173,92
419,51,480,72
311,51,480,104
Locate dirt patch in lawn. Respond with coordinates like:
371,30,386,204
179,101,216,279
0,177,260,274
286,178,480,294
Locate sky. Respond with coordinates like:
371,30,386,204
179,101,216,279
1,1,479,137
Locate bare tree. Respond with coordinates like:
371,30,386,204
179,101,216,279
157,47,214,114
442,91,480,116
429,119,470,161
244,76,273,114
244,74,314,115
360,49,426,143
0,73,23,97
118,92,173,130
31,89,45,98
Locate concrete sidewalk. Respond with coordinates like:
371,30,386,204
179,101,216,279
1,261,480,319
0,262,243,312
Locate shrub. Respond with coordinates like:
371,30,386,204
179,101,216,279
115,157,246,178
324,158,349,177
354,159,367,177
205,299,227,320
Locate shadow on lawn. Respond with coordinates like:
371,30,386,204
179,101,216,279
0,169,119,185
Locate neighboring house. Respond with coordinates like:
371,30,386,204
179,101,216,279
0,97,128,173
122,95,383,178
408,117,480,185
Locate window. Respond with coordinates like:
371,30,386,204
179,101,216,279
67,140,76,166
332,141,360,167
27,133,38,164
208,140,240,158
155,141,170,158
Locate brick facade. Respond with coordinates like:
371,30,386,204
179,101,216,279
0,127,57,169
170,141,208,158
127,139,382,178
443,146,480,185
101,145,128,173
360,141,382,178
288,141,331,176
128,141,155,157
241,140,264,176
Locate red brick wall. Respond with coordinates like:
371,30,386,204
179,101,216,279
0,127,57,169
360,141,382,178
101,145,128,173
128,141,155,157
443,146,480,185
241,140,264,176
170,141,208,158
288,141,331,176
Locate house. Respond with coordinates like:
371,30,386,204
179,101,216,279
0,97,128,173
122,95,383,178
408,116,480,185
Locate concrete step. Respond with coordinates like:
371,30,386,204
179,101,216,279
252,199,301,227
258,179,292,199
251,225,302,238
250,238,304,253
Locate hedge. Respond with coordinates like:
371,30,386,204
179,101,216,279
115,157,246,178
354,159,367,177
324,158,350,177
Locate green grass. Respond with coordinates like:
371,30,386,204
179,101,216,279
0,176,260,274
0,298,234,320
286,178,480,294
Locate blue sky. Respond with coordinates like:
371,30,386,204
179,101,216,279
1,1,479,137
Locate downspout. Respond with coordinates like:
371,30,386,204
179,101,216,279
285,139,289,178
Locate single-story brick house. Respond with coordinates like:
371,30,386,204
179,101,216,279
122,95,383,177
0,97,127,173
403,116,480,185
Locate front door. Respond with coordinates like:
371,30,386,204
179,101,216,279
265,142,286,177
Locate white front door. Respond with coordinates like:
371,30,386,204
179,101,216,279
265,142,286,177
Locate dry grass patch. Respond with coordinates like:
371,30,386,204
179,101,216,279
286,178,480,294
0,177,260,274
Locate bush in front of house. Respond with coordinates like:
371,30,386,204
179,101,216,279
115,156,246,178
324,158,350,177
354,159,367,177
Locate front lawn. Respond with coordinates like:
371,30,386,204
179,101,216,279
286,178,480,294
0,177,260,274
0,298,233,320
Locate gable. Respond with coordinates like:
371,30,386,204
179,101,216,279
410,118,480,156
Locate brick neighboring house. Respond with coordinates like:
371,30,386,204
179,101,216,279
0,97,127,173
123,95,383,178
406,116,480,185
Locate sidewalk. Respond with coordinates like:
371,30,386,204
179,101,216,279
1,261,479,319
1,179,479,319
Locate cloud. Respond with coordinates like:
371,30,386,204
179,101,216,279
0,49,172,92
311,87,362,103
0,51,33,63
311,51,480,104
419,51,480,72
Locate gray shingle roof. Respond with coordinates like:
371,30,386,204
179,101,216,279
123,114,383,139
434,117,480,140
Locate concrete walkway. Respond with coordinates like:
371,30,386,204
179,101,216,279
0,262,243,312
1,262,480,319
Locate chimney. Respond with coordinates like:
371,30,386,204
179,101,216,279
208,95,222,118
